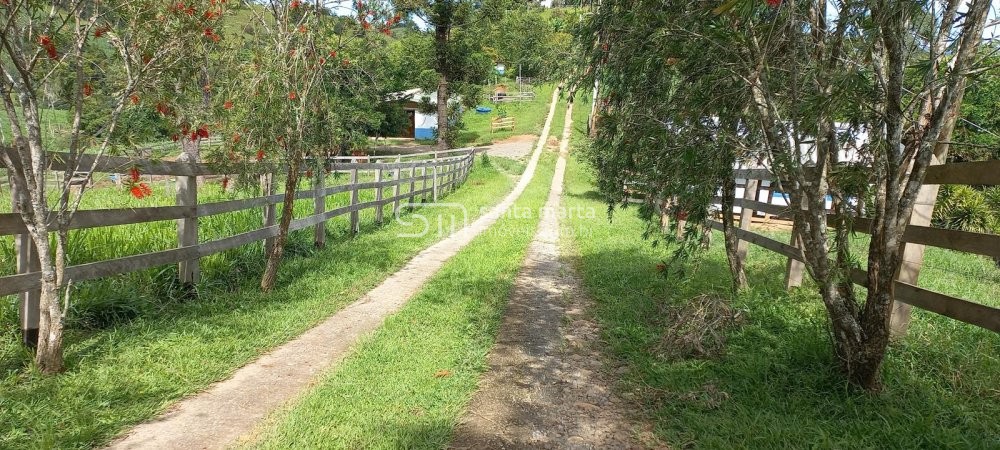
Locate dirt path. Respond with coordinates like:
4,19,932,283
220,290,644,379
105,88,564,450
485,134,537,160
451,102,654,449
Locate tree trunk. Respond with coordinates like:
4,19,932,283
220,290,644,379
260,154,302,292
434,22,450,150
436,75,449,150
720,176,747,291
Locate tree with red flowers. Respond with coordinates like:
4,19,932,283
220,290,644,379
213,0,393,292
0,0,228,373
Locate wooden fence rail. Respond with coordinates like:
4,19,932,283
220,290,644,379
696,159,1000,334
2,148,477,345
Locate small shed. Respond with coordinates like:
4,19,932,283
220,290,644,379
386,89,445,140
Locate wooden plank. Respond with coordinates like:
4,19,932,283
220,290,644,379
11,173,40,347
0,206,192,236
851,218,1000,259
736,179,760,262
432,161,439,202
705,221,1000,334
708,220,801,259
408,166,417,208
349,167,359,234
849,270,1000,334
314,173,325,248
374,167,384,224
176,174,199,284
39,150,216,176
392,156,402,217
924,160,1000,186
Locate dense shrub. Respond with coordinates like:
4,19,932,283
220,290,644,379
933,185,1000,234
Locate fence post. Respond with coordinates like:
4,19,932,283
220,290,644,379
736,179,759,263
374,165,384,225
432,152,439,202
11,176,40,348
176,163,199,287
408,164,417,209
314,170,326,248
421,166,429,203
392,156,402,217
261,173,276,255
349,165,360,235
784,209,806,290
659,197,671,233
891,154,947,336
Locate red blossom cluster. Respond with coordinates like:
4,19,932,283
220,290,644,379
356,1,400,36
189,125,210,141
38,35,57,59
126,167,153,199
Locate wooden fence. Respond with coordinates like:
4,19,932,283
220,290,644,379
491,117,516,134
1,147,478,345
691,160,1000,334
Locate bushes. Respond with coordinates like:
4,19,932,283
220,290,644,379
933,185,1000,234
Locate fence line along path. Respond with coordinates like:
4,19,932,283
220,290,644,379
104,85,564,450
1,147,475,347
691,162,1000,335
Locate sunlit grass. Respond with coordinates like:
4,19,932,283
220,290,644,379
560,99,1000,448
240,151,557,450
0,156,516,449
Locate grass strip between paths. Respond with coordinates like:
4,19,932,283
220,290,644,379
0,156,516,449
240,151,558,450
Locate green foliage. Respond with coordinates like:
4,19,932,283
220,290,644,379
933,185,1000,234
562,146,1000,448
954,48,1000,161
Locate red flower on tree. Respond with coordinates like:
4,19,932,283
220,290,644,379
288,91,297,100
255,149,265,161
223,100,233,110
38,35,57,59
125,167,152,199
83,83,93,97
130,183,153,199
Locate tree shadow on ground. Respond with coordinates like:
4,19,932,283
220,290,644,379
572,242,1000,448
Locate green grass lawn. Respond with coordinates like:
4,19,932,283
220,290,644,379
0,155,518,449
238,151,557,449
456,83,558,147
560,101,1000,448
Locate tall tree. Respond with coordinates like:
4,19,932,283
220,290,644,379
218,0,392,292
395,0,496,149
580,0,992,391
0,0,229,373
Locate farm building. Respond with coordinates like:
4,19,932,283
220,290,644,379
384,88,460,140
